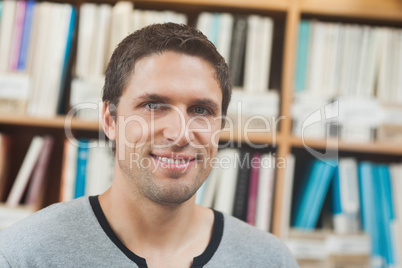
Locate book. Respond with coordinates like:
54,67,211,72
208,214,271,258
293,159,336,230
228,15,247,88
331,158,360,234
216,13,233,64
232,151,251,221
74,140,90,199
9,0,26,71
0,0,17,72
17,0,36,71
377,165,397,266
246,153,261,226
57,5,76,115
6,136,44,207
280,154,295,239
25,136,54,207
0,134,12,202
35,4,73,117
75,3,97,79
108,1,133,60
294,20,310,93
60,140,78,202
390,163,402,266
213,148,239,215
89,4,111,78
358,162,383,267
85,145,114,196
255,153,275,232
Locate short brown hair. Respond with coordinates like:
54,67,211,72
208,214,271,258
102,23,232,122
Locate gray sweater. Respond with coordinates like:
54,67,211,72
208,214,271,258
0,196,298,267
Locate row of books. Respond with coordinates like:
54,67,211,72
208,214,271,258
196,12,274,93
0,0,75,117
71,5,278,122
196,149,277,232
295,20,402,101
70,2,187,121
292,20,402,143
288,157,402,267
60,139,114,202
0,135,54,208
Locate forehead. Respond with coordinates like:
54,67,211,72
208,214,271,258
124,51,222,103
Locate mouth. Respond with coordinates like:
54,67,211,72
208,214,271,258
150,153,197,172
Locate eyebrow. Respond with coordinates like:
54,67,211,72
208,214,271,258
136,93,171,103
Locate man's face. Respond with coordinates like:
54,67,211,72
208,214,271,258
112,51,222,206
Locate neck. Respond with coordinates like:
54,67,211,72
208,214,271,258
98,171,213,258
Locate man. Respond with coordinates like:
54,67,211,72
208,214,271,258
0,23,298,267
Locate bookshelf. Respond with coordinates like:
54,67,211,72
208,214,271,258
0,0,401,247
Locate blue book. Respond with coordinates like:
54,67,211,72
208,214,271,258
294,20,311,92
358,162,382,267
17,0,35,71
293,159,336,229
75,139,89,198
305,160,336,228
377,165,396,266
0,1,3,22
57,6,76,114
209,13,220,46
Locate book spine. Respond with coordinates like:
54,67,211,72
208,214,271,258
246,153,260,226
17,0,35,71
74,140,89,198
9,0,26,71
232,151,251,221
25,136,54,206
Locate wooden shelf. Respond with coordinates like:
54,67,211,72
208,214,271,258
127,0,290,11
0,115,101,131
300,0,402,21
290,136,402,155
0,115,280,145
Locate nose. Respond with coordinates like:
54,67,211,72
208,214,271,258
162,108,194,147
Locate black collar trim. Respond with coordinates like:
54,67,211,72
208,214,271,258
89,195,223,268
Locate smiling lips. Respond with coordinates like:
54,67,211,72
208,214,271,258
150,153,197,172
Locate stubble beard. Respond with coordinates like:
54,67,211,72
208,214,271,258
118,154,208,207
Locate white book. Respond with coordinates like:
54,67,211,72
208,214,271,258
89,4,112,78
0,0,17,72
25,3,40,75
243,15,260,93
255,153,275,232
397,30,402,104
75,3,97,79
27,2,52,116
213,148,239,215
60,140,78,202
339,24,355,97
196,12,213,42
108,1,133,59
36,4,72,117
389,29,400,104
131,9,145,33
257,17,274,93
307,21,326,96
323,23,340,98
390,163,402,266
216,13,233,64
333,158,360,234
347,25,363,97
280,154,295,240
86,145,114,196
201,159,222,208
6,136,44,207
37,4,72,117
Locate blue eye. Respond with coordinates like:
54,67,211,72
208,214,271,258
146,102,160,110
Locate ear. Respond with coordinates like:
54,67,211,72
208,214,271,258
102,102,116,141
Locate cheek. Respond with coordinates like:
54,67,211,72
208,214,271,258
116,116,152,149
